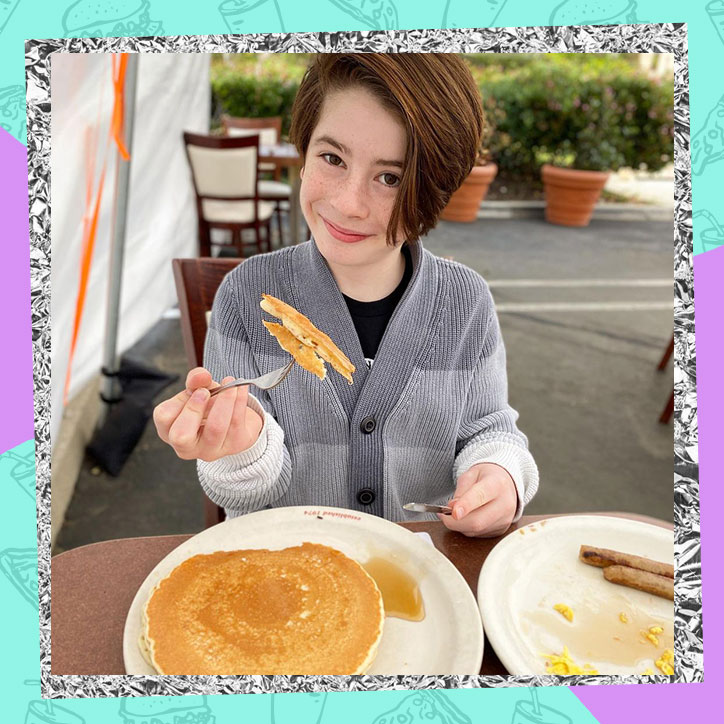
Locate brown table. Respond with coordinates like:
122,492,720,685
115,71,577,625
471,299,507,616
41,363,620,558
51,512,671,675
259,143,303,245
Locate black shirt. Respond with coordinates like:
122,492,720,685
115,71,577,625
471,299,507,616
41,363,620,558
342,244,413,365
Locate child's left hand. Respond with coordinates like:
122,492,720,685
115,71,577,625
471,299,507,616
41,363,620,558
440,462,518,537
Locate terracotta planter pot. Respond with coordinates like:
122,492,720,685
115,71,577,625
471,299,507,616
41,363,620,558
541,164,610,227
440,163,498,223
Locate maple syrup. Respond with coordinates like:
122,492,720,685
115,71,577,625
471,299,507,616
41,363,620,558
362,557,425,621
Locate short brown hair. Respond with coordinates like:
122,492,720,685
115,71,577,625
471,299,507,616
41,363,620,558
289,54,486,245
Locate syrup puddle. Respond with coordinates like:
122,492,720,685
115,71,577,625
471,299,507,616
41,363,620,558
361,557,425,621
521,596,674,672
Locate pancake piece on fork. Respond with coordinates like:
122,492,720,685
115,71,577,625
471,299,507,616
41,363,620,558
260,294,355,384
262,321,327,381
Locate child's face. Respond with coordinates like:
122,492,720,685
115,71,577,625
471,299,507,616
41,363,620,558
300,86,407,269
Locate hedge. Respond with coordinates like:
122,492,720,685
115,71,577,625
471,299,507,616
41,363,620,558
480,62,674,173
210,70,300,136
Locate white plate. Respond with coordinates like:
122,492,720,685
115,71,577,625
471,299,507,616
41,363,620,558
478,515,674,675
124,506,484,674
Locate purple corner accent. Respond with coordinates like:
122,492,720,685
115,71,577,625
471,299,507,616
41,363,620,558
0,128,34,453
574,248,722,717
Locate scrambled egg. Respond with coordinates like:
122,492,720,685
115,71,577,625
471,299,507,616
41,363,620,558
641,668,655,675
553,603,574,622
619,612,629,623
655,649,674,675
543,647,599,675
643,625,664,647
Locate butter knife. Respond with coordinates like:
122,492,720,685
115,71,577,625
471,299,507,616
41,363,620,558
403,502,452,515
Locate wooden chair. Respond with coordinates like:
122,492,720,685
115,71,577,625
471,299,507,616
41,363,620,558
657,333,674,424
172,257,243,527
183,131,275,257
221,115,292,246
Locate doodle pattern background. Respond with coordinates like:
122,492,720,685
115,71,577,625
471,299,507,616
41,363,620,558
0,0,721,722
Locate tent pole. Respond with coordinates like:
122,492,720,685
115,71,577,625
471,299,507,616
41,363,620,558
97,54,139,428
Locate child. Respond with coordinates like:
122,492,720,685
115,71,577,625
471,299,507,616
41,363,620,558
153,54,539,537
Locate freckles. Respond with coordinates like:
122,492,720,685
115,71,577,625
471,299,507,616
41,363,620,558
307,177,326,196
300,171,325,198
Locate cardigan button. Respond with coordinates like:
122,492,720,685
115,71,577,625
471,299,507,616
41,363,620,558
357,488,375,505
360,416,376,434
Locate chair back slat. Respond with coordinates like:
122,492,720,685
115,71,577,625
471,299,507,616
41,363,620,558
186,144,258,197
226,126,278,147
222,114,282,147
172,258,243,369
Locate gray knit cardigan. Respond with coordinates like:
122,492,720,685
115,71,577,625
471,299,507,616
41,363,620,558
198,239,539,521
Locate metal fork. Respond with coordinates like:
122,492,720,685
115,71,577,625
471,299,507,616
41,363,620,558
208,360,295,397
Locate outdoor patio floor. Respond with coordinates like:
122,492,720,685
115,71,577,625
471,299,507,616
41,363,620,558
54,215,675,552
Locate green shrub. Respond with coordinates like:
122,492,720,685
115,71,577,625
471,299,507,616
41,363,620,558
604,73,674,170
465,52,636,74
210,67,301,136
479,61,674,173
211,53,313,82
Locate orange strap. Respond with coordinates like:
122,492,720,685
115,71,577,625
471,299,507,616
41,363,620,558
63,170,106,404
64,53,131,404
111,54,131,160
111,53,131,161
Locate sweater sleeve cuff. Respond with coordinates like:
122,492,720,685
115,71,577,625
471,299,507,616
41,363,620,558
454,441,539,521
196,394,288,511
216,393,269,468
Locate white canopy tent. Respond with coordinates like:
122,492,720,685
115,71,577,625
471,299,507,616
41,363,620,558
50,53,210,448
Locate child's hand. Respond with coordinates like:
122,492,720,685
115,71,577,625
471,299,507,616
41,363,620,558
440,462,518,537
153,368,264,462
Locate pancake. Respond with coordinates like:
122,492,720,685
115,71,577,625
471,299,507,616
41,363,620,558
262,320,326,381
260,293,355,384
141,542,384,674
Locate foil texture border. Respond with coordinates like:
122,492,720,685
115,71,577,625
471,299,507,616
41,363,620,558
25,24,698,698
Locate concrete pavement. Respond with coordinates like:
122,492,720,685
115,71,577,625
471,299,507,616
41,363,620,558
426,217,672,522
